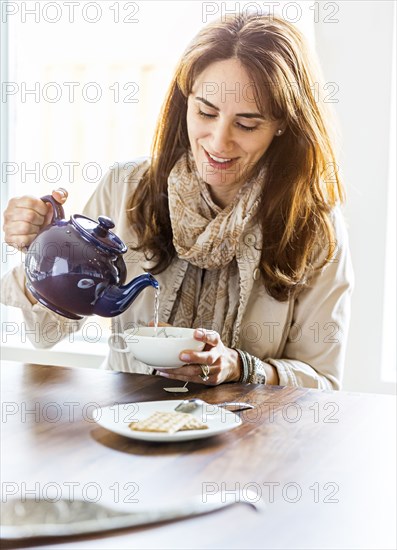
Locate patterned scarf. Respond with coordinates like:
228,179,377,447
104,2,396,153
160,150,264,348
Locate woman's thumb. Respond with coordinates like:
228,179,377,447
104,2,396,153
51,187,68,204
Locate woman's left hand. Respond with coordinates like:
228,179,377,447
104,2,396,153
156,328,241,385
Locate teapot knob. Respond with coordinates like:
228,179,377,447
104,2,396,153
93,216,115,237
98,216,115,230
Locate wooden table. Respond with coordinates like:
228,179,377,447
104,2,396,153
0,361,395,549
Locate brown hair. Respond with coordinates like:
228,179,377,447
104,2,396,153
127,13,344,301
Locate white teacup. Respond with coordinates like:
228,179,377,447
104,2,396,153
108,326,205,368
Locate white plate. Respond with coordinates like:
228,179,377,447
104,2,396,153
93,400,242,442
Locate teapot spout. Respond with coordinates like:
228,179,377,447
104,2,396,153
93,273,159,318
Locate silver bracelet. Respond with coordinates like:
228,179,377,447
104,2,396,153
235,349,267,385
234,349,249,383
248,355,268,385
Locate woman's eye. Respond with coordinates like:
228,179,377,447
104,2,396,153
237,123,258,132
197,109,258,132
198,109,216,119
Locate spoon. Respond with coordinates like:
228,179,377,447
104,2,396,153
175,398,254,413
1,491,263,540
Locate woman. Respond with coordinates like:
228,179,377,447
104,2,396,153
1,13,354,389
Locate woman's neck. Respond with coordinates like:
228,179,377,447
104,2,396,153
207,183,242,209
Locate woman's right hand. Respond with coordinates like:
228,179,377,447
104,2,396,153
3,188,68,251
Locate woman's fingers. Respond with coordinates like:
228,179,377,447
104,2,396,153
156,365,199,378
5,196,49,218
157,329,237,386
180,349,219,365
51,188,68,203
194,328,220,347
179,329,221,365
156,329,225,385
3,189,68,251
3,197,47,249
156,364,218,385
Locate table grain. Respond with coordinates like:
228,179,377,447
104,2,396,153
0,361,395,549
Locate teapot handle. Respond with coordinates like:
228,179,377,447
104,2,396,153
40,195,65,223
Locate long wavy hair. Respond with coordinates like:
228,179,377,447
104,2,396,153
127,13,344,301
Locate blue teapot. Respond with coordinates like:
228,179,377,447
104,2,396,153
24,195,159,320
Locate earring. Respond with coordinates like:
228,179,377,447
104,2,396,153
276,129,284,136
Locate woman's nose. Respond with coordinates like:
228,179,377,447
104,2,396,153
210,121,233,154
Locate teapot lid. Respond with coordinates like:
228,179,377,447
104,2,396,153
71,215,127,254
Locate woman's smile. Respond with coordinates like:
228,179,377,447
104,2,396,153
203,147,239,170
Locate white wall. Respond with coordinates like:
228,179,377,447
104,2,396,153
314,1,396,393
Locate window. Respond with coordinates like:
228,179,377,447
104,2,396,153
381,8,396,384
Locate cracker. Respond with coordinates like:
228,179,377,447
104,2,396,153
178,416,209,431
129,411,192,434
129,411,208,433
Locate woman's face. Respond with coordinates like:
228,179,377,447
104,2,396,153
186,58,280,207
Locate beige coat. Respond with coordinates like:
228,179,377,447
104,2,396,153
1,158,354,389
